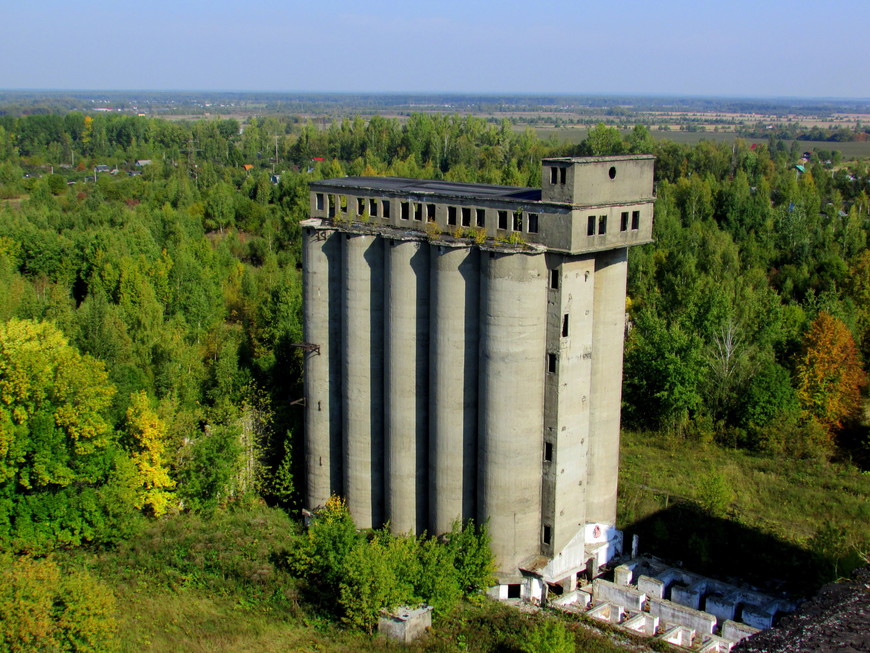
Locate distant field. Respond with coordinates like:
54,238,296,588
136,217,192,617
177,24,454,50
532,126,870,158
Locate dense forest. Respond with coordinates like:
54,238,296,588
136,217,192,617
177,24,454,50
1,110,869,650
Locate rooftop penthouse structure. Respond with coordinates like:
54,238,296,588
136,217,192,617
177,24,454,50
302,155,655,596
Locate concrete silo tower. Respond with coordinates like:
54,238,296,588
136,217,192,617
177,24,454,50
302,155,655,598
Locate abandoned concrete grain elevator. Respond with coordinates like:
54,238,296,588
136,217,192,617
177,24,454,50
302,155,655,599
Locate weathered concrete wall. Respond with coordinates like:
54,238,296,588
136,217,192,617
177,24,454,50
303,226,342,509
592,579,646,611
638,575,666,599
585,248,628,525
648,598,716,635
722,620,760,642
478,251,547,573
429,245,479,534
385,239,429,534
341,234,384,528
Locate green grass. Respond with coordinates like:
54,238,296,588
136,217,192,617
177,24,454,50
618,431,870,593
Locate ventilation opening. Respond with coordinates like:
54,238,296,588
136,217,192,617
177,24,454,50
547,582,563,597
528,213,539,233
550,269,559,290
476,208,486,227
547,353,557,374
497,210,508,230
544,441,553,462
609,166,616,179
448,206,457,226
507,584,522,599
562,314,569,337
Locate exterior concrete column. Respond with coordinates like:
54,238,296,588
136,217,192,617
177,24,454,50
478,251,547,574
303,226,342,510
586,248,628,525
341,233,385,529
384,239,429,535
429,245,480,534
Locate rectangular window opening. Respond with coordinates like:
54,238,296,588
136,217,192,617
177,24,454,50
544,441,553,463
328,194,336,218
620,211,629,232
513,210,523,232
369,199,378,217
550,167,558,184
560,167,567,184
543,525,552,546
528,213,539,233
339,195,347,211
427,203,436,222
476,208,486,228
547,352,557,374
562,314,569,338
383,200,390,219
401,202,410,220
448,206,457,226
598,215,607,235
414,203,423,221
497,210,508,230
631,210,640,230
550,269,559,290
507,584,522,599
587,215,596,236
357,197,365,215
461,207,472,227
316,193,324,211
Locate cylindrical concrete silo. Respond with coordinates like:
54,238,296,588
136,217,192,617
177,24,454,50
585,247,628,525
303,226,342,510
429,245,480,535
384,238,430,535
341,233,385,529
478,250,548,573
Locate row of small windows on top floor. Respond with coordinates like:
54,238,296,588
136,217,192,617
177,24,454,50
315,193,540,234
587,211,641,236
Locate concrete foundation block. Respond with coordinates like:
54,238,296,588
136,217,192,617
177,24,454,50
671,582,705,609
721,620,760,643
705,594,737,623
378,605,432,643
658,625,695,647
621,613,659,636
614,564,633,586
698,634,734,652
637,574,665,599
586,601,624,624
648,597,716,635
742,604,775,630
592,579,646,611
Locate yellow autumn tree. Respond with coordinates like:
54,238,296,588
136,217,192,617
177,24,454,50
796,311,868,435
124,391,175,516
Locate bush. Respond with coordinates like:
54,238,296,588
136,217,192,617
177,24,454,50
0,556,118,652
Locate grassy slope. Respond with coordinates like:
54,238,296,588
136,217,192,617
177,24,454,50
618,431,870,592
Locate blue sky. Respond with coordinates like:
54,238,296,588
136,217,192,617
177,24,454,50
2,0,867,97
